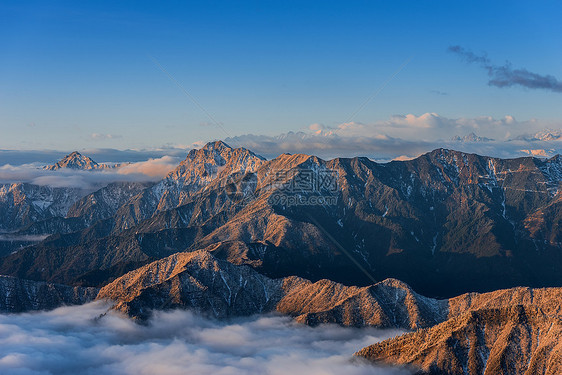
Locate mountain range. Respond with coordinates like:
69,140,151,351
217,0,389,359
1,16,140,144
451,132,494,142
2,141,561,296
1,141,562,374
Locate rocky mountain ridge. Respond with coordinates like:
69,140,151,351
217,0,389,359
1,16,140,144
96,249,447,328
1,143,562,298
94,249,562,374
4,240,562,374
110,141,266,231
356,305,562,375
0,183,84,231
2,141,562,374
0,275,98,313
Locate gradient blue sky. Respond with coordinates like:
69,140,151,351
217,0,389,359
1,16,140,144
1,0,561,152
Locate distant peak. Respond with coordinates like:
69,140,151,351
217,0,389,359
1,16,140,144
44,151,111,171
514,128,562,142
202,140,232,151
451,132,493,142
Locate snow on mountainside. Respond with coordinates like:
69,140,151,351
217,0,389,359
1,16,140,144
357,305,562,375
97,249,447,328
112,141,266,230
2,143,562,298
0,183,84,231
44,151,115,170
66,181,154,224
0,275,98,313
16,181,156,238
157,140,266,209
514,128,562,142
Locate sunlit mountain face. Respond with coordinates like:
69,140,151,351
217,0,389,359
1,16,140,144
1,1,561,374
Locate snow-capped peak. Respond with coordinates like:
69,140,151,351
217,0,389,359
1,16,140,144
514,128,562,142
44,152,112,171
450,132,494,143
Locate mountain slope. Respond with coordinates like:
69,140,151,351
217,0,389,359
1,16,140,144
0,183,84,231
97,249,447,329
185,148,562,295
111,141,266,231
17,181,154,237
0,275,98,313
356,305,562,375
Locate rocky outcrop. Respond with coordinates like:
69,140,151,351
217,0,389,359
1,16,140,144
354,283,562,374
356,305,562,375
96,250,284,320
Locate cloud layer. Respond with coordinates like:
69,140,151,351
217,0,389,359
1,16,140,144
227,113,562,161
0,156,181,189
448,45,562,93
0,148,189,166
2,113,560,175
0,302,409,375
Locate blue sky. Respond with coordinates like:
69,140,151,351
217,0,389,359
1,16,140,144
1,0,561,154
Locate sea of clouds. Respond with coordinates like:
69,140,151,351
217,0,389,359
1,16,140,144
0,302,410,375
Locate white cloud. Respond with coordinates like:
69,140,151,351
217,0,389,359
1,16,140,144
0,302,410,375
520,149,552,157
117,156,181,178
226,114,561,161
370,113,534,140
0,157,181,189
1,114,560,171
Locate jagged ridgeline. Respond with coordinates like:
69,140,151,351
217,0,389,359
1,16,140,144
1,141,561,298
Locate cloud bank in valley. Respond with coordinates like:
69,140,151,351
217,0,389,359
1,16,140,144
0,302,410,375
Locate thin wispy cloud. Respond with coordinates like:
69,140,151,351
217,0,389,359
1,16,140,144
0,302,410,375
90,133,122,141
448,45,562,93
